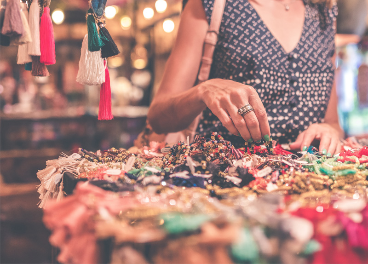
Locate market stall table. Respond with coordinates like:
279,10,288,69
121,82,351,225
38,134,368,264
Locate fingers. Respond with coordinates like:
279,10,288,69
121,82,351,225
335,142,342,155
226,105,252,141
326,137,338,157
230,92,265,141
210,107,238,136
226,100,262,142
289,132,305,150
300,129,317,151
205,83,269,141
242,111,262,142
248,93,271,139
319,134,332,155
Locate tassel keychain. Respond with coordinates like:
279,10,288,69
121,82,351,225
0,1,10,46
31,56,49,76
1,0,24,37
25,62,32,71
98,61,113,120
40,4,55,65
28,0,41,56
76,34,105,85
87,8,104,52
98,22,120,58
12,2,32,46
17,3,32,64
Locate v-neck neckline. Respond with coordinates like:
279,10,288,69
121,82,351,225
247,0,307,55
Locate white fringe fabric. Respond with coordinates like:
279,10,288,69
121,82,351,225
37,153,83,208
27,0,40,56
76,34,105,85
17,4,32,64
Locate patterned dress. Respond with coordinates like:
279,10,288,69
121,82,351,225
196,0,337,146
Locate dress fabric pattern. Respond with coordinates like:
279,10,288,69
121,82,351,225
196,0,337,146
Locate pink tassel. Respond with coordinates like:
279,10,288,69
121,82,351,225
98,61,113,120
40,7,55,65
1,0,24,37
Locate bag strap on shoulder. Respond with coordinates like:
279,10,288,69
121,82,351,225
197,0,226,83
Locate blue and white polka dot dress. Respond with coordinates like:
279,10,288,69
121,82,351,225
196,0,337,146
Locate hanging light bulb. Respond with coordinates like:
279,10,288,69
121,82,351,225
105,6,118,19
121,16,132,29
155,0,167,13
52,9,64,25
163,19,174,33
143,7,154,19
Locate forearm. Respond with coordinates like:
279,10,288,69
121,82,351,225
147,85,207,134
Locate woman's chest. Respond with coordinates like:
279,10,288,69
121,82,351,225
213,1,335,78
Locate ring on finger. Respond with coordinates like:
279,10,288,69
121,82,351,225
238,104,254,116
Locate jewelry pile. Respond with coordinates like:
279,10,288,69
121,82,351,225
38,133,368,264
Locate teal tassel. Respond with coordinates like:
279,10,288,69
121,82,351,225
231,228,259,263
160,213,213,234
25,62,32,71
87,9,104,52
301,239,322,255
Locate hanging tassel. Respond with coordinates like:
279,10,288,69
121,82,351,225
11,3,32,46
18,41,32,64
38,189,51,208
1,0,23,37
98,61,113,120
98,22,120,58
28,0,41,56
31,56,49,76
25,62,32,71
0,2,10,46
76,34,105,85
56,180,64,202
40,6,55,65
37,166,57,181
87,8,104,52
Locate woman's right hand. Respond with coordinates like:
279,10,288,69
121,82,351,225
198,78,270,142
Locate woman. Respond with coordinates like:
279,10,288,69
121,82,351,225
147,0,343,155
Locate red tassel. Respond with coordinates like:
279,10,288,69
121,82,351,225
98,62,113,120
40,7,55,65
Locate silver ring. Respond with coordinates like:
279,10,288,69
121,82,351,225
238,104,254,116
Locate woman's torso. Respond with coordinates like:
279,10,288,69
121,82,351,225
196,0,337,146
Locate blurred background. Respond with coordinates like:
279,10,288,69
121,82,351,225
0,0,367,263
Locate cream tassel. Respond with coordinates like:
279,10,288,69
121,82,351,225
76,34,105,85
38,189,51,208
16,3,32,64
27,0,40,56
37,166,56,181
56,180,64,202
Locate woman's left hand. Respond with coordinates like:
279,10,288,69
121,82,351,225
289,123,342,156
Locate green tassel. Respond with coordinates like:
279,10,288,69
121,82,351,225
87,9,104,52
160,213,212,234
301,239,322,255
319,167,334,176
25,62,32,71
231,228,259,263
336,169,356,176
